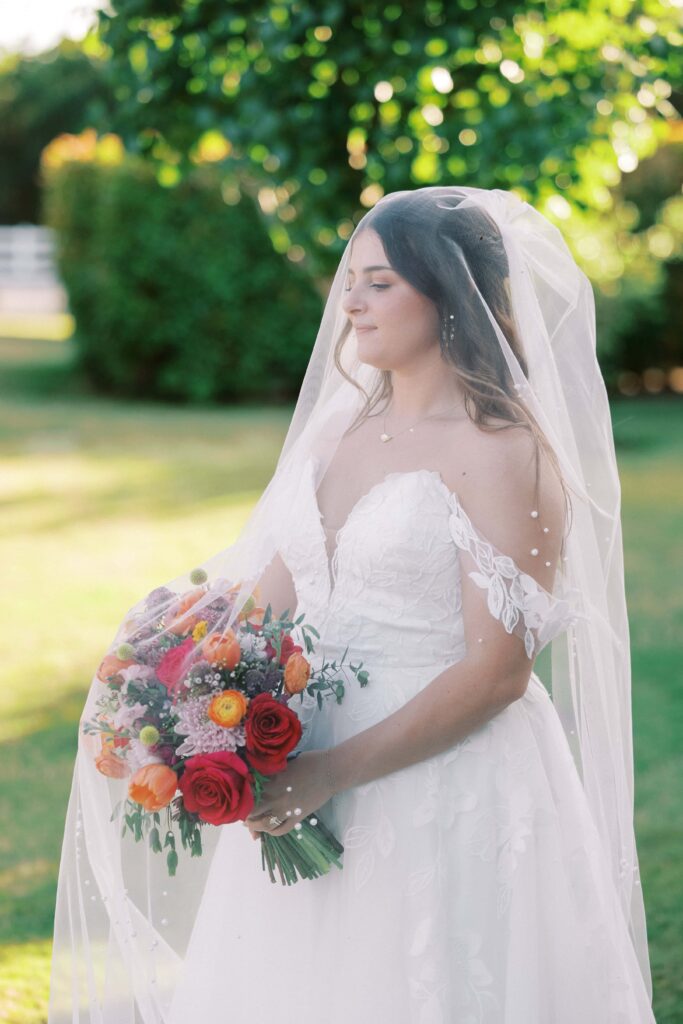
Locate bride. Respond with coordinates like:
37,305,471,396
48,186,655,1023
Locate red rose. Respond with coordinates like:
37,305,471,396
244,692,302,774
265,632,303,667
178,751,254,826
157,637,196,693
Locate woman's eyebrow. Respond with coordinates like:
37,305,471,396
347,264,394,274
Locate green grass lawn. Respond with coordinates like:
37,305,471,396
1,338,681,1022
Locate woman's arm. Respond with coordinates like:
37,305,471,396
328,645,528,794
256,550,298,621
247,641,527,839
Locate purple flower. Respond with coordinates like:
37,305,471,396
145,586,175,609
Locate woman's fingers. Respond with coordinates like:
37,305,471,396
247,810,273,823
242,820,260,840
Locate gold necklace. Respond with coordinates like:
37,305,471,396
379,401,463,443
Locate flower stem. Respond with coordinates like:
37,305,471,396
259,813,344,884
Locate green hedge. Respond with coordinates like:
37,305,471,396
595,264,683,391
42,158,323,403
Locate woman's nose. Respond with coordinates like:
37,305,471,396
341,284,366,315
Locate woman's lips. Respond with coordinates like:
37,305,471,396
355,326,376,334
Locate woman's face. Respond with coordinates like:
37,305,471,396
341,228,441,371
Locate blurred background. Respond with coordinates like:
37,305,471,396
1,2,681,1021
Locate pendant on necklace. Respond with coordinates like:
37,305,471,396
380,433,391,442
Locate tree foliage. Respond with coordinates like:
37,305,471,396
92,0,682,274
0,39,115,223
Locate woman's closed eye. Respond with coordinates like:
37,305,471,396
343,283,390,292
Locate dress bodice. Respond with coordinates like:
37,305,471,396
277,455,578,674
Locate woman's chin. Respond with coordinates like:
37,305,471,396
358,348,390,370
357,333,387,369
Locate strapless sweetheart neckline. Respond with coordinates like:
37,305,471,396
309,459,460,596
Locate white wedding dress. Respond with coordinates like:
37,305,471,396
168,455,654,1024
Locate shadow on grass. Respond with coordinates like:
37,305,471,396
0,686,84,946
630,645,683,1023
0,338,91,400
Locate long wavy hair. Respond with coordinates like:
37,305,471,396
333,191,572,535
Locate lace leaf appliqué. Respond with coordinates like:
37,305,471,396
447,496,576,659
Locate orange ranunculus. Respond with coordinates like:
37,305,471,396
208,689,249,728
283,652,311,695
128,763,178,811
97,653,136,685
167,587,207,636
202,628,241,669
95,749,130,778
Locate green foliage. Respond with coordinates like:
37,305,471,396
42,157,322,402
92,0,682,275
0,40,114,224
596,263,683,390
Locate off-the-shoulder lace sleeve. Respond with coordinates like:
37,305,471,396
446,493,580,659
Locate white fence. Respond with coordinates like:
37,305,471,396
0,224,68,313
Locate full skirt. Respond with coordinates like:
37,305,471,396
168,670,654,1024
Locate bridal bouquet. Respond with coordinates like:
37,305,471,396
82,569,369,884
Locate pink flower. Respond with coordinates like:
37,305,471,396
119,664,155,692
113,701,148,731
157,637,196,693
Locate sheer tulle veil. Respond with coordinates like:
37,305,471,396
48,186,652,1021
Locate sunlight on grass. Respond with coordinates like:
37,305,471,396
0,940,53,1024
1,500,259,744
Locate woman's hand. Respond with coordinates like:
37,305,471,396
243,749,335,839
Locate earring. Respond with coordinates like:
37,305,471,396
442,312,456,345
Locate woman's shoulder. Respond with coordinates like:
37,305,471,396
442,415,565,531
442,417,567,599
441,415,538,491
